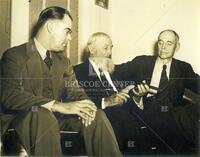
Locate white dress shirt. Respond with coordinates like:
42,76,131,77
147,57,172,97
89,59,118,109
89,59,118,92
122,57,171,110
89,58,142,109
34,38,55,111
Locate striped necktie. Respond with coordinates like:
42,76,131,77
158,64,170,105
100,71,116,96
44,51,53,70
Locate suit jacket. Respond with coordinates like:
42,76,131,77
114,55,200,143
114,55,200,107
1,40,88,135
74,59,111,108
74,59,150,151
74,59,128,109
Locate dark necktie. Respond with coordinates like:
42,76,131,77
158,64,170,105
100,71,116,96
44,51,53,70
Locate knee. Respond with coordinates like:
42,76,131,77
95,109,108,122
96,109,106,117
36,107,54,118
19,107,58,126
34,107,58,124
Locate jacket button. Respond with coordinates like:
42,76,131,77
140,126,147,129
151,146,157,150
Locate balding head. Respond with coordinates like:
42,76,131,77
158,29,179,42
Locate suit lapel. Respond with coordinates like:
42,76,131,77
86,59,101,81
26,40,43,96
51,52,65,99
87,59,117,96
90,62,103,90
146,56,157,85
88,61,97,77
169,58,181,85
86,59,107,91
110,74,121,91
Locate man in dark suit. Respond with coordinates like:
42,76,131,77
114,29,200,155
74,32,159,154
1,7,122,156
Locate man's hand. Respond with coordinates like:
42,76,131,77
121,85,135,93
52,99,97,127
132,80,149,97
131,80,149,109
104,85,134,107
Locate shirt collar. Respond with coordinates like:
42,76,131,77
89,58,101,78
147,57,172,97
156,57,172,67
89,58,118,92
156,57,172,78
33,38,49,60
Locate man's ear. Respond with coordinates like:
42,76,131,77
88,44,95,55
175,42,180,51
46,20,54,34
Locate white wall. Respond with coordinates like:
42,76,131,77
110,0,200,74
10,0,200,74
78,0,112,62
11,0,29,47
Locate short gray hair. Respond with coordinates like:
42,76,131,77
158,29,179,42
81,32,111,61
85,32,111,54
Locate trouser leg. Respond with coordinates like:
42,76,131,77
59,110,122,157
82,110,122,157
141,99,188,154
105,107,140,152
12,107,62,156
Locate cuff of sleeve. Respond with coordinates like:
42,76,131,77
133,97,144,110
101,98,106,109
41,100,56,111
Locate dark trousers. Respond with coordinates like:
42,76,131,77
104,105,150,154
11,108,122,156
133,97,190,155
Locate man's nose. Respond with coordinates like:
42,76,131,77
161,43,166,49
67,34,72,41
107,49,112,56
108,54,112,58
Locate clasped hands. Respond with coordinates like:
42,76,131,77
52,99,97,127
104,80,149,107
